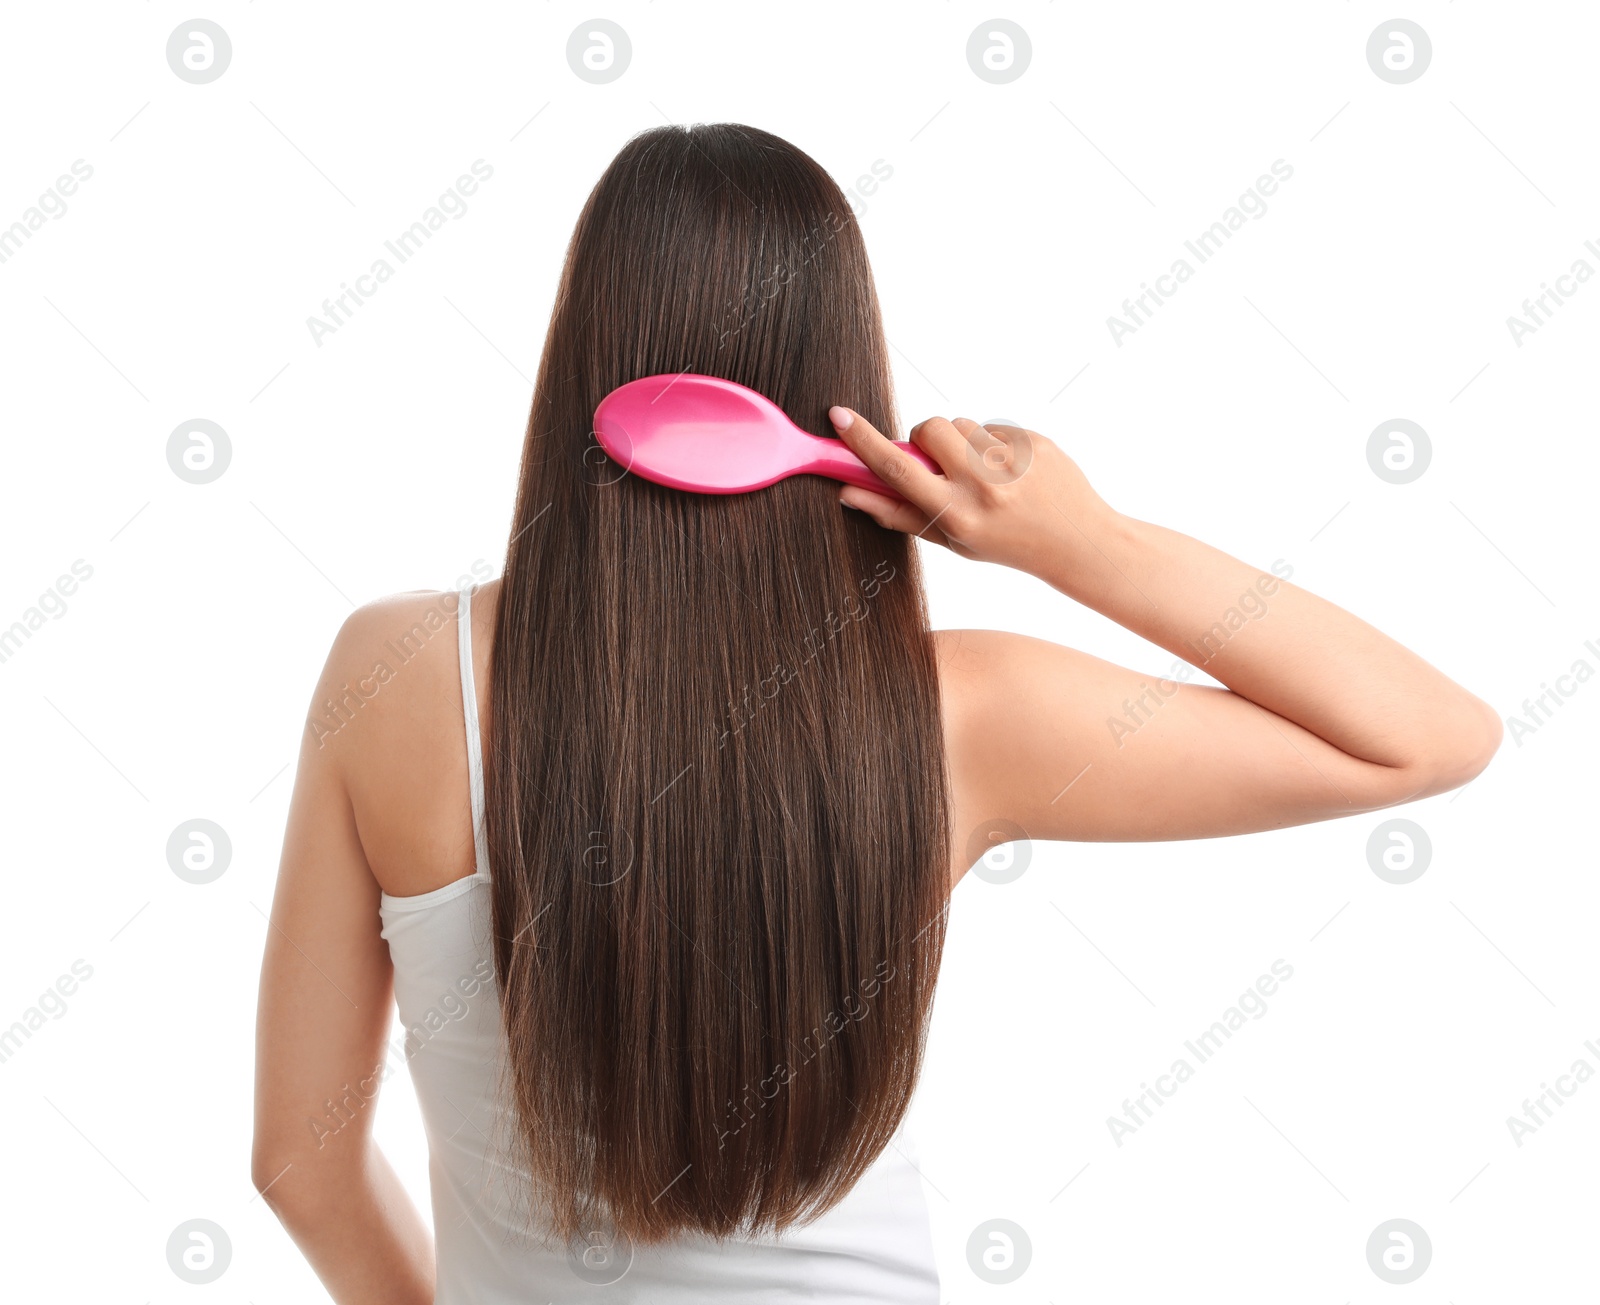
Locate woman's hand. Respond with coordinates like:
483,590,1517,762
827,405,1113,581
827,405,1500,871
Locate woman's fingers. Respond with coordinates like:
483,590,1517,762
953,416,1004,452
954,416,1028,483
948,417,1004,476
831,403,1103,575
838,484,949,546
829,406,952,517
906,416,972,473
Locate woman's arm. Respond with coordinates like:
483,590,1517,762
827,408,1501,867
252,620,434,1302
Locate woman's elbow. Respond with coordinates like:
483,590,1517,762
250,1126,314,1217
1413,694,1503,797
251,1138,291,1209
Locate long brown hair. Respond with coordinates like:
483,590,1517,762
485,123,950,1246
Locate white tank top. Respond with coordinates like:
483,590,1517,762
378,583,942,1303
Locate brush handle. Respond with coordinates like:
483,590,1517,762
802,434,943,498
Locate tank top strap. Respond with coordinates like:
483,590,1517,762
457,582,490,881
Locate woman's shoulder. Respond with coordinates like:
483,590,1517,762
930,626,1068,715
307,581,499,894
318,579,501,702
930,627,1097,887
326,584,490,664
312,590,462,728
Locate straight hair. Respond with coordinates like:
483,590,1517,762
485,122,950,1246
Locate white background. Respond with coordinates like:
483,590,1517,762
1,1,1595,1300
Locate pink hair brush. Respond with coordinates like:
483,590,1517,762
592,373,940,498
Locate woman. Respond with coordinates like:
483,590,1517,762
253,124,1500,1302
